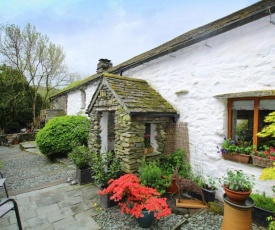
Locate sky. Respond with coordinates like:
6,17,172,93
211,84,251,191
0,0,259,78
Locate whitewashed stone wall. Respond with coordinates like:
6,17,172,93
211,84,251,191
123,14,275,198
67,80,99,115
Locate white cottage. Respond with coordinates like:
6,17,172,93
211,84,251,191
50,0,275,199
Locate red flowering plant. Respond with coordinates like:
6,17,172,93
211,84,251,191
98,174,171,219
251,145,275,161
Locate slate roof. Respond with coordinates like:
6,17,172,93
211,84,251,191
88,73,177,115
50,0,275,99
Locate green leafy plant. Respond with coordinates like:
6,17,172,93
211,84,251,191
267,186,275,230
220,169,255,192
219,137,252,155
159,149,191,178
36,115,89,158
68,145,91,169
138,160,171,195
91,151,121,187
250,192,275,212
190,164,217,191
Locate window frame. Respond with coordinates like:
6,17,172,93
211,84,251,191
228,96,275,147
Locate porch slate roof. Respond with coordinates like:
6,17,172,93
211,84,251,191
88,73,177,115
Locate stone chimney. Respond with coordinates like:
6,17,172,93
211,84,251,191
96,59,113,74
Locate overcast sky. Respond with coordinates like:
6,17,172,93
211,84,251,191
0,0,259,78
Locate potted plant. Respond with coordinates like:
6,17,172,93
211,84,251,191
138,160,171,196
189,174,217,203
98,174,171,228
220,169,255,205
250,192,275,228
6,134,20,146
68,145,92,185
90,151,121,208
218,137,252,163
159,149,191,194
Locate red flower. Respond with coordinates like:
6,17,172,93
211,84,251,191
98,174,171,219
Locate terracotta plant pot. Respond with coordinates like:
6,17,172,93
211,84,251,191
224,185,251,205
166,177,179,194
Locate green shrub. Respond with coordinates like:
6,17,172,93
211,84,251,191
260,166,275,180
138,160,171,195
36,115,89,158
68,145,91,169
250,192,275,212
91,151,121,187
159,149,191,178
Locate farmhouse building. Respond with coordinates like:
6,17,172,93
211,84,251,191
50,0,275,199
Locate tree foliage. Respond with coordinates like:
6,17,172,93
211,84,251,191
0,65,42,133
0,23,72,128
257,111,275,138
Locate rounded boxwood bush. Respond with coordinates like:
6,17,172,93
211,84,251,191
36,115,89,158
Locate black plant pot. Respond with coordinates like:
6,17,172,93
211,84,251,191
99,187,118,209
76,168,92,185
252,206,275,228
188,188,216,203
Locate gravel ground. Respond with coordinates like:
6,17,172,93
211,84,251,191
94,205,265,230
0,145,75,194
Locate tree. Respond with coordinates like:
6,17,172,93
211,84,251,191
0,65,42,133
0,23,71,128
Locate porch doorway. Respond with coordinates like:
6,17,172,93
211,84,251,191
100,111,115,153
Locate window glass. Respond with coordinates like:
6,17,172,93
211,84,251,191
231,100,254,141
258,100,275,147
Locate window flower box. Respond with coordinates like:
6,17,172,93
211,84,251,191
222,152,251,164
251,155,274,168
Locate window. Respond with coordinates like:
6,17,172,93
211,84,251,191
80,90,86,109
228,97,275,147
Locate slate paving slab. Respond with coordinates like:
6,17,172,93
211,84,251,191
0,183,101,230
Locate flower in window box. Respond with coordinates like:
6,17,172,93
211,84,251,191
218,137,252,155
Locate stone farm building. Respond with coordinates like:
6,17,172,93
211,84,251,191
50,0,275,200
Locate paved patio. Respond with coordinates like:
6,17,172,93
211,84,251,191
0,143,101,229
0,183,101,230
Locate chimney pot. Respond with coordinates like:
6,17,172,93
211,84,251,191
97,59,113,74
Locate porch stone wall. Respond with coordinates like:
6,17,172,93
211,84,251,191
115,107,144,173
88,109,102,153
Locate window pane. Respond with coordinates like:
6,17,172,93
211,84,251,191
258,100,275,147
231,100,254,141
